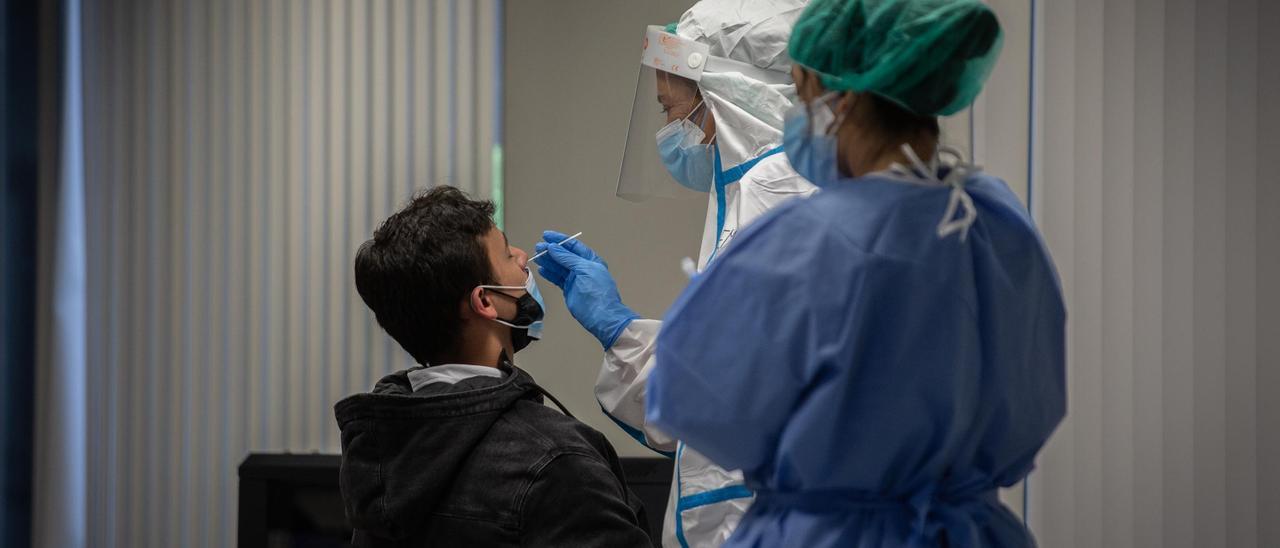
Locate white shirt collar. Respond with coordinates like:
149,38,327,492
407,363,505,392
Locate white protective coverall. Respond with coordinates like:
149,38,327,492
598,2,816,546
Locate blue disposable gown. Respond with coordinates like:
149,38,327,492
646,171,1067,547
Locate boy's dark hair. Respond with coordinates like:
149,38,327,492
354,186,497,365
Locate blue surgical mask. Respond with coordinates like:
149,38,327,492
656,102,714,192
783,92,842,188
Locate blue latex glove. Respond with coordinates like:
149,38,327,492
533,230,640,349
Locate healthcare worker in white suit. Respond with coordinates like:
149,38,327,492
533,1,814,546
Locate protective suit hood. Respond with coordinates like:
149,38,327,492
677,0,807,167
616,0,810,201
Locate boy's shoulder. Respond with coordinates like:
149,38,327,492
491,397,619,469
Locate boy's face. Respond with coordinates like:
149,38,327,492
480,225,530,317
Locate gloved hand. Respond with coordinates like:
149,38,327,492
533,230,640,349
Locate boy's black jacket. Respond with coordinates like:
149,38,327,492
335,362,652,547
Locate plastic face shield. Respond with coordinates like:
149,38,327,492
616,26,714,201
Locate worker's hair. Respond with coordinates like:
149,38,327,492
847,93,941,165
354,186,497,365
859,94,940,141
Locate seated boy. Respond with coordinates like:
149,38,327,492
335,186,652,547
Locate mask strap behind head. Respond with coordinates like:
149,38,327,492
897,143,980,243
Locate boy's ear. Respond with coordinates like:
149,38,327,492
462,286,498,321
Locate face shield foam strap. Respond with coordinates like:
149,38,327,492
642,25,790,87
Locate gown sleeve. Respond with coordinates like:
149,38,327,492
595,319,678,455
646,202,869,473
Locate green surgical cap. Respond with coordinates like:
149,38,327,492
789,0,1003,116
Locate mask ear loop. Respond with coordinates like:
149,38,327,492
479,289,539,330
682,99,705,124
808,91,844,136
477,268,537,328
478,268,534,293
796,91,843,171
660,70,711,139
901,143,934,180
687,99,717,146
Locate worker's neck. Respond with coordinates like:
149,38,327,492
846,132,938,178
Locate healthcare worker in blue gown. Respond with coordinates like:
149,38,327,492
644,0,1068,547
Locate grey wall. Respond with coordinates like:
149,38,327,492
504,0,707,457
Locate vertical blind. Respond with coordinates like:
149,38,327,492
1028,0,1279,546
77,0,502,545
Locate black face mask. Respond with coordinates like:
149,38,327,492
479,270,546,354
489,290,544,353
